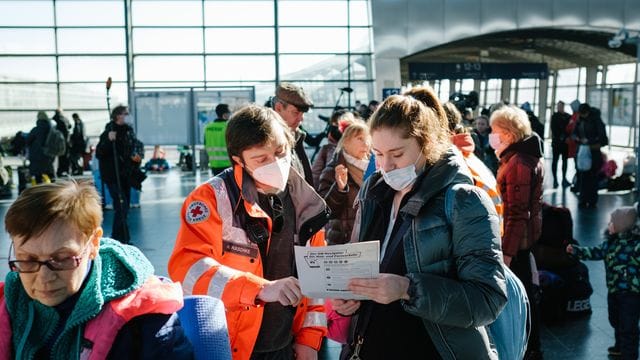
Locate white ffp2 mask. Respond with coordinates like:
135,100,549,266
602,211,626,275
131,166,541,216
249,154,291,193
381,153,422,191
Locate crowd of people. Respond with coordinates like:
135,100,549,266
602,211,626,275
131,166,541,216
8,106,149,245
21,109,88,185
1,82,638,360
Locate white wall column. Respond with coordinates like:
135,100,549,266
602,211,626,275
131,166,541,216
501,79,511,103
538,77,549,127
585,66,599,104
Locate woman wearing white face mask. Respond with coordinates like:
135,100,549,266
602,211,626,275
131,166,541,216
331,95,507,360
489,105,544,359
317,121,372,245
169,105,330,360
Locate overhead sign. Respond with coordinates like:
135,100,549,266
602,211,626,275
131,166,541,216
382,88,401,99
408,62,549,80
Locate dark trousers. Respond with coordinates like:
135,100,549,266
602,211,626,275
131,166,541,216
57,153,70,176
249,342,293,360
551,143,568,183
578,149,602,206
573,158,581,189
608,292,640,360
106,180,131,244
511,249,542,357
69,151,84,175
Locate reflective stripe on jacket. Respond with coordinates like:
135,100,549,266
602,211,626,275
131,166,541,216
0,277,184,360
451,133,504,235
169,164,329,360
464,154,504,236
204,121,231,169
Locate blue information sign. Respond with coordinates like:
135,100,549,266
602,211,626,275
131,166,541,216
408,62,548,80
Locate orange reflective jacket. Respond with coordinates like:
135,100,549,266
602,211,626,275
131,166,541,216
169,165,329,360
452,134,504,235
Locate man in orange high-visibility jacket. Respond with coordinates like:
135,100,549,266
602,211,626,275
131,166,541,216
169,104,330,360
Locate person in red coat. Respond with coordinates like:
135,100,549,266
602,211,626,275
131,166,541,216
490,105,545,360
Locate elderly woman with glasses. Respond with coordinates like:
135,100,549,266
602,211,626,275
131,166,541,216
0,181,193,359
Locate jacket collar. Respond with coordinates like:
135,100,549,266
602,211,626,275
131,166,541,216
232,163,329,241
500,134,543,163
295,128,306,143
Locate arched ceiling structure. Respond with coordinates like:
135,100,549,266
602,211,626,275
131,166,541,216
400,28,637,82
371,0,640,90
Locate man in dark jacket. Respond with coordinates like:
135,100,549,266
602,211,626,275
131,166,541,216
70,113,87,175
52,109,72,177
273,83,315,186
550,101,572,188
26,111,55,184
575,103,608,208
521,102,545,141
96,105,141,243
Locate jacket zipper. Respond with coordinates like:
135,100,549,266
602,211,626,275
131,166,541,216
410,221,422,273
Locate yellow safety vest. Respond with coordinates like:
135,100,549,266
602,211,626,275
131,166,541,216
204,121,231,169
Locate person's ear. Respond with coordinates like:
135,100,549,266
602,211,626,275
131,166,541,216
274,101,284,113
231,155,244,167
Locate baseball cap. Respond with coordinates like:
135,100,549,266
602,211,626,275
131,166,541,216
275,83,313,112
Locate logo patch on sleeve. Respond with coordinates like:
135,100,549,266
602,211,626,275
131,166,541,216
186,201,210,224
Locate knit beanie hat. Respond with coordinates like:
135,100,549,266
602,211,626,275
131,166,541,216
37,111,49,121
610,206,637,234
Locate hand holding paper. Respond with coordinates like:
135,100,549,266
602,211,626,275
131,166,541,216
257,276,302,306
348,273,411,304
330,298,361,316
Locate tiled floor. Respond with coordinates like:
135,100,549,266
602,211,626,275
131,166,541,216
0,152,636,359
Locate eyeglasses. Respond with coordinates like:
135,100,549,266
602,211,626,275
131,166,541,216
9,242,91,274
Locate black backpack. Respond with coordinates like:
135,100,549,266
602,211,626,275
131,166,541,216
539,262,593,324
533,203,579,271
559,262,593,318
9,131,27,156
43,127,67,157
